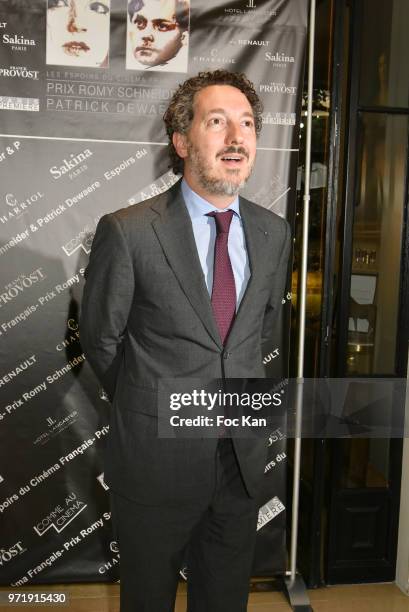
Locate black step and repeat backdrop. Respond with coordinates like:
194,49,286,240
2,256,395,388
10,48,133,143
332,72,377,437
0,0,307,585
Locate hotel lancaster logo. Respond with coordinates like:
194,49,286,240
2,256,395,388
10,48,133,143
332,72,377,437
33,492,87,537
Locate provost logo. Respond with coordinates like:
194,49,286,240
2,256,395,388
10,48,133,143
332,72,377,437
260,82,297,95
49,149,93,180
0,541,27,566
2,34,36,46
0,66,39,80
0,268,46,308
33,492,87,536
1,191,44,224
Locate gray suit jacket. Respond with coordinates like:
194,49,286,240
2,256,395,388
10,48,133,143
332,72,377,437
80,181,291,504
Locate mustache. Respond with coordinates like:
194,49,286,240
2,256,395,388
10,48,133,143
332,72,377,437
217,146,249,159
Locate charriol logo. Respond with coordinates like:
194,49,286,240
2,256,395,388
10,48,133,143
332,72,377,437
0,66,39,79
49,149,93,180
265,52,295,63
2,34,35,46
1,191,44,224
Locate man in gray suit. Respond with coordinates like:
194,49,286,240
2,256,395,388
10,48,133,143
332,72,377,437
80,69,291,612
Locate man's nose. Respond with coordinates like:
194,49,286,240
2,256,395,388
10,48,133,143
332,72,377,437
142,23,155,42
225,122,245,145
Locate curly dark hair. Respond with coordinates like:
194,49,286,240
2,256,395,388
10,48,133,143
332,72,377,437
127,0,190,31
163,70,263,175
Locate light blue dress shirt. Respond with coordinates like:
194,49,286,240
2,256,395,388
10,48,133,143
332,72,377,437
181,179,250,308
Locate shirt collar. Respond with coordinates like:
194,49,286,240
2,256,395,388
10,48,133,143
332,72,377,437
181,178,241,221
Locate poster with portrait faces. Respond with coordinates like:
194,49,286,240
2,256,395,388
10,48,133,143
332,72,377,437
0,0,308,585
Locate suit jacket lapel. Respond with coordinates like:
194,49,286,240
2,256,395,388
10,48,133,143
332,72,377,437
226,197,270,348
151,183,222,349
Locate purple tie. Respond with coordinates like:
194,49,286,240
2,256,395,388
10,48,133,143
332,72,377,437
207,210,236,345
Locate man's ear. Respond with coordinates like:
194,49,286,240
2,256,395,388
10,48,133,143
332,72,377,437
172,132,188,159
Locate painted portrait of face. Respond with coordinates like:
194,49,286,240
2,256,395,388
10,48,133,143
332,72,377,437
126,0,190,72
46,0,111,68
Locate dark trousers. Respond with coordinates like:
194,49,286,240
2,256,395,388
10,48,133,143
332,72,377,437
111,438,259,612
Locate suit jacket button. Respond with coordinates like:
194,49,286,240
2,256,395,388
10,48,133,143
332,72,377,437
223,352,232,359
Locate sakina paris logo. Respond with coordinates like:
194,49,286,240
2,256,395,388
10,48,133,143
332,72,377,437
49,149,93,180
265,52,295,64
2,34,35,46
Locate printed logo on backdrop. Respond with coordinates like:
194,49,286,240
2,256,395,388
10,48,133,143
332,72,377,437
0,475,4,484
0,140,21,164
2,33,36,50
0,66,39,80
229,38,269,47
0,541,27,566
33,410,79,446
99,541,120,575
251,174,289,211
223,0,277,21
56,318,80,352
192,47,235,67
257,497,285,530
0,355,37,389
1,191,45,224
49,148,93,181
61,217,100,257
33,492,87,536
0,268,46,308
260,82,297,96
262,112,296,126
130,171,179,205
265,51,295,67
97,473,109,491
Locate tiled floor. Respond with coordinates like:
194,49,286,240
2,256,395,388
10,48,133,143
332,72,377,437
1,581,409,611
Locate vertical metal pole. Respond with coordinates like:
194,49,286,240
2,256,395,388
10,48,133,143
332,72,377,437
289,0,316,585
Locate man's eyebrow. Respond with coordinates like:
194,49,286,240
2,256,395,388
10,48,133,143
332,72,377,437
204,108,255,118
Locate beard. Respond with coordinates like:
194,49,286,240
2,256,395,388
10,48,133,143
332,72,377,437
186,141,254,196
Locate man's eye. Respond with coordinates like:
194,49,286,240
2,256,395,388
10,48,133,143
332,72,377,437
48,0,68,8
90,2,110,14
242,120,254,129
154,20,177,32
209,118,224,127
134,15,147,29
